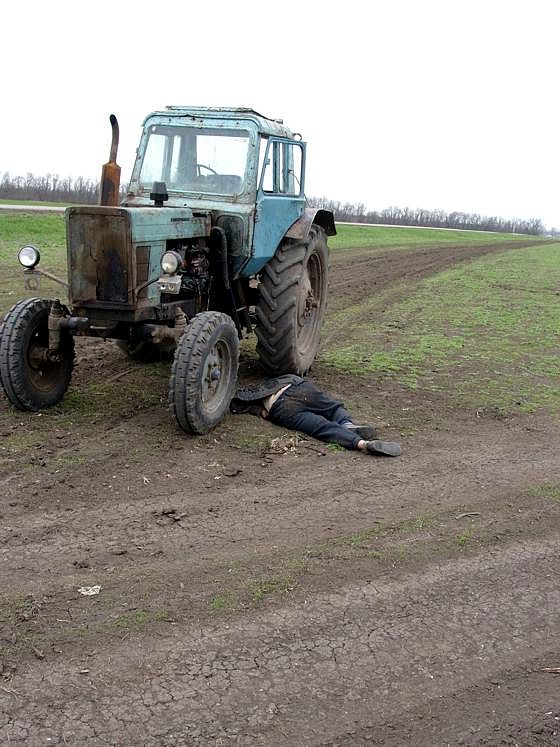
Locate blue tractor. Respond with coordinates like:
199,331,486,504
0,107,336,433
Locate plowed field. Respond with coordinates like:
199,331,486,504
1,220,559,745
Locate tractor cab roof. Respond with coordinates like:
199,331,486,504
144,106,297,139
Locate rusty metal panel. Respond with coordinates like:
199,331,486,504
66,207,131,306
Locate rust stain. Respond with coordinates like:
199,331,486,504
67,209,130,306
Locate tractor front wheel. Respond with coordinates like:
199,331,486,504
169,312,239,435
0,298,74,411
255,225,329,375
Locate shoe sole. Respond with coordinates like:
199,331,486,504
367,440,401,457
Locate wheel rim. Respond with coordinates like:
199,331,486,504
297,249,324,356
201,339,233,415
25,317,68,394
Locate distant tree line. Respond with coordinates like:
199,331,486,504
0,172,127,204
309,196,545,236
0,172,100,204
0,172,545,236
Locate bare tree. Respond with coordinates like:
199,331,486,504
308,195,544,236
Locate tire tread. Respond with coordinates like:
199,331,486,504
255,226,329,375
169,311,239,435
0,298,74,411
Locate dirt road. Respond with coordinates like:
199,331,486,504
1,238,559,745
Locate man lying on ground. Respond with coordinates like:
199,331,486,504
230,375,401,457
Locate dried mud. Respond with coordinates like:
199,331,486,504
1,239,559,745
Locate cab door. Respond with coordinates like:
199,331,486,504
244,137,306,276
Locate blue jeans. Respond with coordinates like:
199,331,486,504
268,381,361,450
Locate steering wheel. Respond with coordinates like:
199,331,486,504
197,163,218,176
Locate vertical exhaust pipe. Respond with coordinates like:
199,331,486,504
99,114,121,206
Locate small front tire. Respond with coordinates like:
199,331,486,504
0,298,74,411
169,312,239,435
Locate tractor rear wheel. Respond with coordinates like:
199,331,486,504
0,298,74,411
255,225,329,375
169,311,239,435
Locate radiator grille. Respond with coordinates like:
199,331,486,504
67,211,130,305
136,245,151,298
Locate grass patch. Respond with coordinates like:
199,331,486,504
251,574,296,601
0,213,67,315
322,243,560,413
63,379,163,417
330,224,540,250
0,213,65,251
51,454,89,470
528,484,560,501
389,544,414,561
1,428,41,451
228,432,273,453
210,592,235,613
0,593,36,626
0,198,73,207
456,527,475,547
108,609,148,629
344,514,436,549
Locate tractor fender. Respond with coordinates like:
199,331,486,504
285,208,336,241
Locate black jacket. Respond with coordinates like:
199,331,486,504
230,374,303,414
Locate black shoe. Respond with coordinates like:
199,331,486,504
345,424,377,440
365,440,401,457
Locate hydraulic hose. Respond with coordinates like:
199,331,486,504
210,226,230,290
210,226,240,333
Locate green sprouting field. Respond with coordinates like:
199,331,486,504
0,198,71,207
322,242,560,414
0,214,68,314
328,223,540,250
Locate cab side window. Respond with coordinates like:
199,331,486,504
259,139,304,196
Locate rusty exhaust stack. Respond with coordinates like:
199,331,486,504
99,114,121,206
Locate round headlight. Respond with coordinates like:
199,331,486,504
18,245,41,269
161,251,181,275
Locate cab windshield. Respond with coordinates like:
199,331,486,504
139,125,250,195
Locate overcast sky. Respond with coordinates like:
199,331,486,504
2,0,558,227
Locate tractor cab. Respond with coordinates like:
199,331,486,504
125,107,309,277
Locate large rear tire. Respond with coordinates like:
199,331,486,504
169,311,239,435
0,298,74,411
255,225,329,375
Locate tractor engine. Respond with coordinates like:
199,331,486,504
165,239,211,303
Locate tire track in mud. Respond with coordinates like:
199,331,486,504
1,419,559,632
333,658,560,745
0,423,560,592
1,537,559,744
